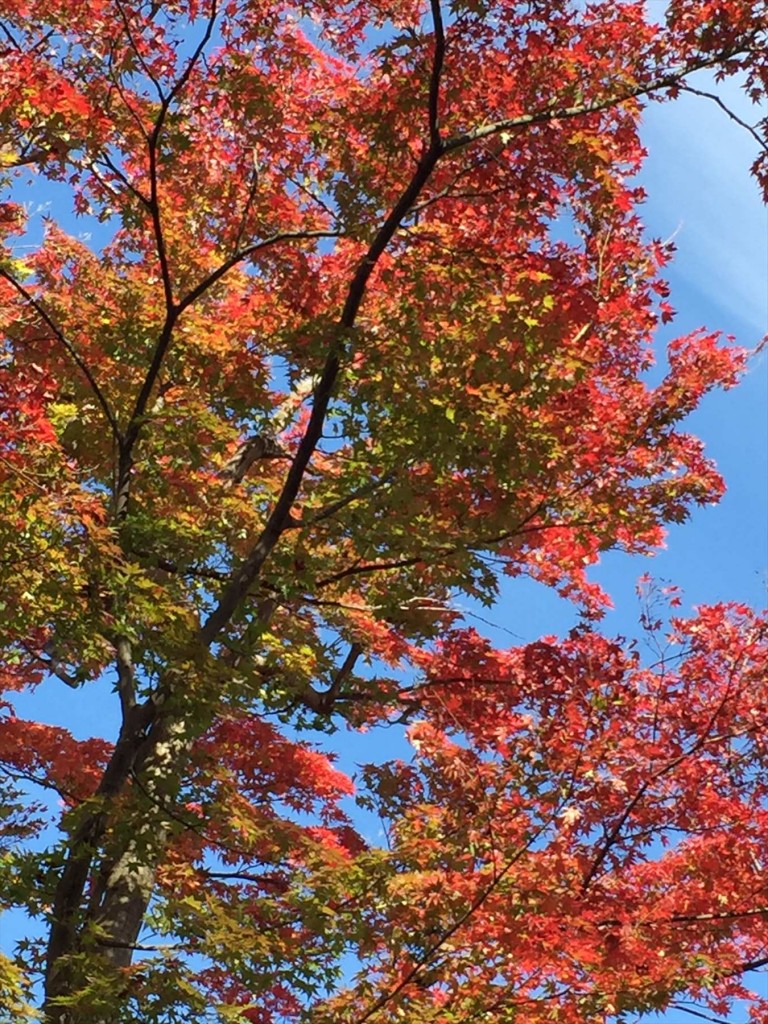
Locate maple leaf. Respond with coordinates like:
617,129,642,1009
0,1,766,1022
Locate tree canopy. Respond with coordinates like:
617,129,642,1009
0,0,767,1021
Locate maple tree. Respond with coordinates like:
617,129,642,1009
0,0,767,1021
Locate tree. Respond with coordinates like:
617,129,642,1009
0,0,767,1020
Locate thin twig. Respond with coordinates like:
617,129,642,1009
670,1003,737,1024
680,84,768,153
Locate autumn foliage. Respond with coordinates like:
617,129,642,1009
0,0,767,1021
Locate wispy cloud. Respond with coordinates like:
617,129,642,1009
640,73,767,339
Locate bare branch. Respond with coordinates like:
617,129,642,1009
670,1003,736,1024
232,156,262,254
285,171,340,224
163,0,218,112
128,547,229,581
126,228,325,460
317,555,427,588
114,0,164,100
106,37,152,143
680,84,768,153
313,501,557,588
0,762,78,803
0,21,21,48
94,938,179,952
140,0,219,311
95,152,151,208
581,671,744,892
122,335,179,465
203,869,285,886
118,226,341,500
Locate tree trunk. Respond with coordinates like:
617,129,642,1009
42,700,194,1023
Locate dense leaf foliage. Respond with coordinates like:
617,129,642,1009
0,0,767,1021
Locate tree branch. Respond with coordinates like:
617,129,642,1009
199,143,445,643
680,84,768,153
443,49,760,154
129,547,229,581
114,0,164,100
96,152,151,208
176,229,343,316
117,1,221,486
106,35,152,143
0,762,78,803
189,28,740,646
581,675,742,892
144,0,219,311
232,156,261,254
302,642,363,714
0,268,123,446
316,555,427,589
735,955,768,974
667,1007,732,1024
304,470,399,527
115,636,136,719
